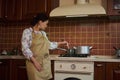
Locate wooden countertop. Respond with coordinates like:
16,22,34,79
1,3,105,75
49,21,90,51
0,55,120,62
50,55,120,62
0,55,25,59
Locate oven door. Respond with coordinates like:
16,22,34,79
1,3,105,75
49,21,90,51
55,71,94,80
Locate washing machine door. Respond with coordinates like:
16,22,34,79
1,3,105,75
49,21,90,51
64,77,81,80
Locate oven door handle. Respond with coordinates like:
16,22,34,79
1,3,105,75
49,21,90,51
55,71,93,75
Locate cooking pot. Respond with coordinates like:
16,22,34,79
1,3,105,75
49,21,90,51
75,46,92,55
56,48,75,56
67,48,75,56
113,47,120,58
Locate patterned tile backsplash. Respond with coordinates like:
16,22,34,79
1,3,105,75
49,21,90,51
0,18,120,55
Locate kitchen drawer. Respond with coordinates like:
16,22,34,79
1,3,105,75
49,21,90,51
0,59,10,80
0,59,10,65
54,61,94,72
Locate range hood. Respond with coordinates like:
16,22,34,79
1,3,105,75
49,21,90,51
50,0,106,17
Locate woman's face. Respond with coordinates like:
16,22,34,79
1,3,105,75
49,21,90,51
38,20,49,30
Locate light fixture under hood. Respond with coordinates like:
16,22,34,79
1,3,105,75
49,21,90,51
50,0,106,17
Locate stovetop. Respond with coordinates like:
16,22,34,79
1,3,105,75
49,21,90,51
59,53,89,57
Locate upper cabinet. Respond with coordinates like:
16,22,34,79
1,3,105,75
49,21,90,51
1,0,120,21
4,0,23,21
0,0,5,19
46,0,59,16
22,0,59,20
106,0,120,15
22,0,47,20
0,0,59,21
102,0,120,16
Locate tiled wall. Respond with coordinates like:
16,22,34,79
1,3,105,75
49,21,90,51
0,18,120,56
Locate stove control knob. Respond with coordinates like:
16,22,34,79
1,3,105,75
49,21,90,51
71,64,76,70
83,66,87,69
60,64,62,68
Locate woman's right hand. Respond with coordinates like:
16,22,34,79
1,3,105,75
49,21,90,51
58,41,69,49
33,60,42,72
30,57,42,72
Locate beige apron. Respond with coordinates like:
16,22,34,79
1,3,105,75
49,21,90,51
26,31,52,80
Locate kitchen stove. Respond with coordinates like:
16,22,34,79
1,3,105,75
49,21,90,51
59,53,89,57
54,60,94,80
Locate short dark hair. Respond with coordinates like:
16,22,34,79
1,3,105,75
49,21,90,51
31,12,49,26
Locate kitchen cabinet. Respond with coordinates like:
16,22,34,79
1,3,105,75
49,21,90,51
0,59,27,80
106,0,120,15
22,0,47,20
106,62,120,80
101,0,120,16
0,59,10,80
22,0,59,20
0,0,59,21
10,59,28,80
94,62,106,80
0,0,2,18
0,0,5,19
4,0,23,21
94,62,120,80
0,59,54,80
46,0,59,16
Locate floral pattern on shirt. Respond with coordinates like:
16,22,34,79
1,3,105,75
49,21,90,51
21,27,58,60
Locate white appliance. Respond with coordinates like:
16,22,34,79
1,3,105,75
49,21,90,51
50,0,106,17
54,61,94,80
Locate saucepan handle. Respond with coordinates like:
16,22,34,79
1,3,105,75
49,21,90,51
89,46,92,49
113,46,117,50
56,48,67,51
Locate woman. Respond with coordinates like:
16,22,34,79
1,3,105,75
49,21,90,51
21,13,68,80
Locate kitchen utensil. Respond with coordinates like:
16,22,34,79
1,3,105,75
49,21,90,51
1,50,7,55
56,47,75,56
113,46,120,58
56,48,67,51
67,48,75,56
75,46,92,55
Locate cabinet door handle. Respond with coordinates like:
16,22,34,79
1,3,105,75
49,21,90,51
114,70,120,74
118,65,120,68
5,16,7,18
0,62,3,64
96,64,103,67
118,11,120,14
18,66,26,69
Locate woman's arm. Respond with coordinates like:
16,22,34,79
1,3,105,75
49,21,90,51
21,29,33,60
41,31,68,49
57,41,68,47
30,56,42,72
49,41,68,50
